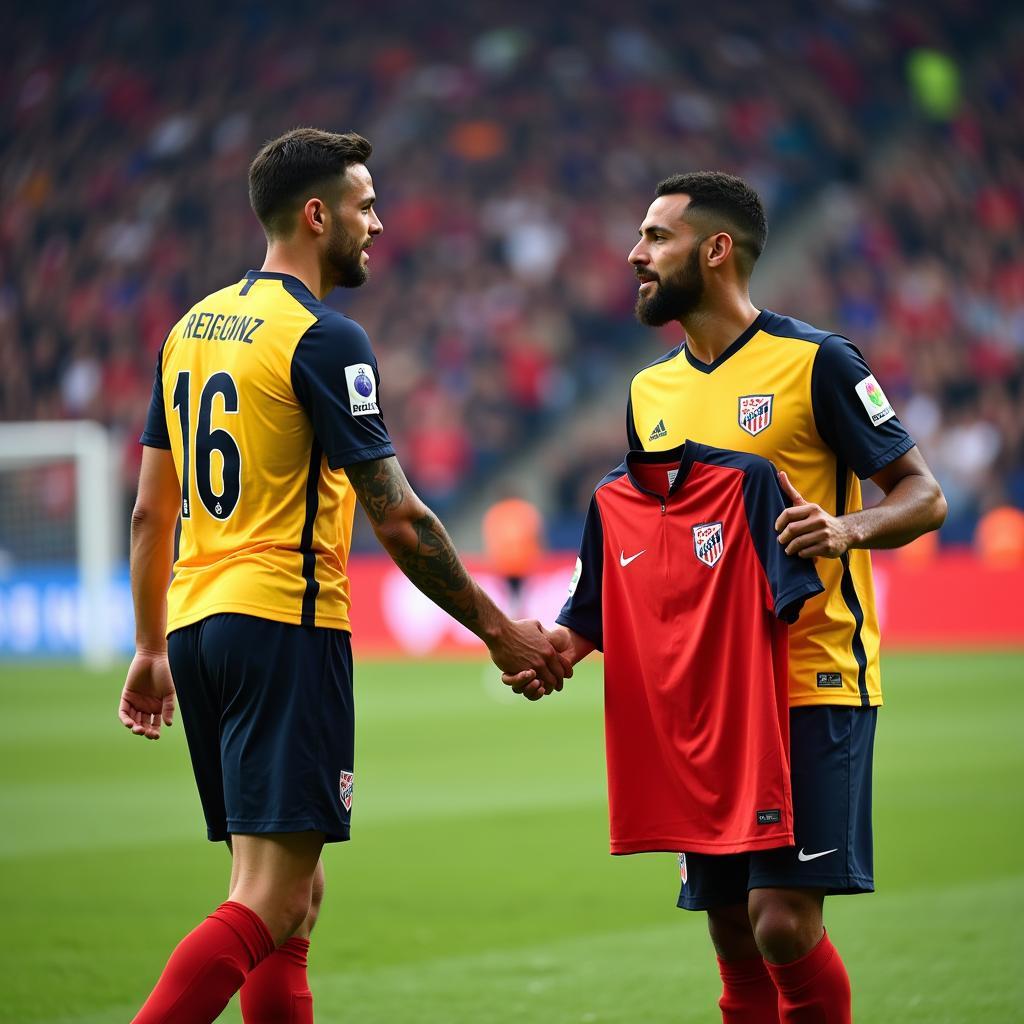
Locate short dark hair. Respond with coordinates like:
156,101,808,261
655,172,767,276
248,128,373,237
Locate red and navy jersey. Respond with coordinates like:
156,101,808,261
557,441,823,856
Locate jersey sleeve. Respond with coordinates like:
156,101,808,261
741,461,824,623
626,390,642,450
555,495,605,651
139,343,171,449
290,314,396,470
810,336,915,479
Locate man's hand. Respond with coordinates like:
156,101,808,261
502,626,593,700
486,620,573,700
119,651,176,740
775,471,852,559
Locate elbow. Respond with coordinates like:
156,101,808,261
926,480,948,533
372,511,421,553
371,495,433,551
130,502,152,533
372,493,432,540
372,517,406,552
131,500,176,535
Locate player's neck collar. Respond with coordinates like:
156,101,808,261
244,269,319,304
623,441,700,500
683,309,770,374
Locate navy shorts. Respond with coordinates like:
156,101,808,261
677,706,877,910
167,613,355,843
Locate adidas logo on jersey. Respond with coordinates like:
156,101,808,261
648,419,668,441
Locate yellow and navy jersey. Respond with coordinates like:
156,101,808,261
626,309,915,708
140,270,395,635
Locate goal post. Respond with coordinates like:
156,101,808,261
0,421,121,669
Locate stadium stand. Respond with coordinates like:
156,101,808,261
0,0,1019,551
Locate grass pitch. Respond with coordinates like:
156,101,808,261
1,650,1021,1023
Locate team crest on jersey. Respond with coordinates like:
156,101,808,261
339,770,354,812
692,522,724,567
738,394,774,436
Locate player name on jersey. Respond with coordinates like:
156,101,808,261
180,311,266,343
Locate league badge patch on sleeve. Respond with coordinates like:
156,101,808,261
738,394,774,436
345,364,380,416
568,557,582,597
692,522,724,567
339,770,354,812
855,374,895,426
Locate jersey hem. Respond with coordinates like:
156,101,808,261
554,612,602,652
855,434,916,479
775,580,826,623
788,694,883,708
746,871,875,894
611,832,795,856
214,818,351,844
139,433,172,449
326,442,396,470
167,601,352,635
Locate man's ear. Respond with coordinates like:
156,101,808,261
303,197,326,236
705,231,734,267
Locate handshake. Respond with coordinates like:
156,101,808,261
486,620,591,701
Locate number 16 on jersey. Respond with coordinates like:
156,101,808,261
172,370,242,521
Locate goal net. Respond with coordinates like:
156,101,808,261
0,421,124,668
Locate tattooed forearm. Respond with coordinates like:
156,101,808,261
389,512,483,631
348,456,496,636
346,457,407,525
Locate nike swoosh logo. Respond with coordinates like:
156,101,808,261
797,847,838,862
619,549,646,567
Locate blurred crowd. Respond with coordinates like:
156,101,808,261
771,19,1024,542
0,0,1018,555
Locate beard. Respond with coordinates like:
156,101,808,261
326,222,368,289
634,243,704,326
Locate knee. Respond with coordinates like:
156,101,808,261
305,862,325,931
748,890,823,964
279,884,314,938
286,861,326,941
751,903,803,962
707,904,759,961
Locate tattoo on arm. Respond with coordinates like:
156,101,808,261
390,511,481,630
345,457,407,525
347,458,484,631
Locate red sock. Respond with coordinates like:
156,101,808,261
240,936,314,1023
764,930,851,1024
717,954,780,1023
132,901,275,1024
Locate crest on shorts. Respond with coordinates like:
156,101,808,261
677,852,688,884
693,522,724,568
738,394,774,436
339,770,354,812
